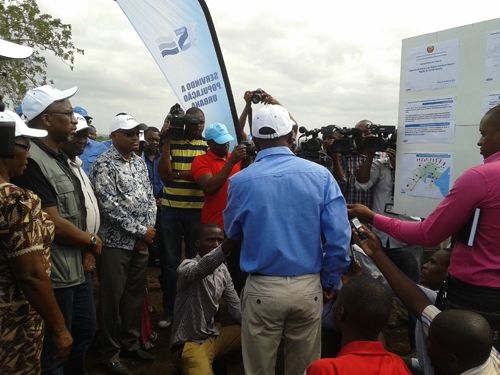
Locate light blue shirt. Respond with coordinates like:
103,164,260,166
80,139,109,175
223,146,351,290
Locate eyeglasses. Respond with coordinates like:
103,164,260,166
117,130,140,137
46,111,76,119
14,142,30,151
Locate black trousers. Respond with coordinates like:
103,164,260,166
444,275,500,350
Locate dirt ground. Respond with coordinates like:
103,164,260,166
86,266,411,375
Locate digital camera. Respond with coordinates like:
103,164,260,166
251,88,265,104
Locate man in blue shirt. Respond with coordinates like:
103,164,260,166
223,104,351,375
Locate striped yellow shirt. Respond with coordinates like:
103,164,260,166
161,139,207,209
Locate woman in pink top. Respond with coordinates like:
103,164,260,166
348,104,500,350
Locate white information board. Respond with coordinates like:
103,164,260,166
394,18,500,218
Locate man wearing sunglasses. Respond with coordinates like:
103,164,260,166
90,114,157,375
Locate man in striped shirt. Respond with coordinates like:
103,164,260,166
158,106,207,328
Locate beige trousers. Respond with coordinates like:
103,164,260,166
241,274,322,375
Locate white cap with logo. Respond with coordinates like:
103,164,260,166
110,114,147,133
22,85,78,121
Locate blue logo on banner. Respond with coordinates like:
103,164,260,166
159,27,191,57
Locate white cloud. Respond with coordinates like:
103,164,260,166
34,0,496,135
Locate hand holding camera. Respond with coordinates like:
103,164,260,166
162,103,201,141
229,144,248,165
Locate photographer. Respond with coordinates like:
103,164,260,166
325,120,374,207
191,122,246,229
157,105,207,328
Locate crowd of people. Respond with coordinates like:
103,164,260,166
1,38,500,375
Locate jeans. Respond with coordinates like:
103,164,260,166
41,273,96,375
159,206,201,317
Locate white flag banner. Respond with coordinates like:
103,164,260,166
116,0,240,142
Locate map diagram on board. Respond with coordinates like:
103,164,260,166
400,153,452,199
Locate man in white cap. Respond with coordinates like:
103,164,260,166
12,85,103,375
223,104,351,375
90,114,157,374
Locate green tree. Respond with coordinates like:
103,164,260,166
0,0,83,106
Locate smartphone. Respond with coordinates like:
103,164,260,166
350,217,367,240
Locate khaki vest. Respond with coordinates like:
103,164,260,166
29,142,85,288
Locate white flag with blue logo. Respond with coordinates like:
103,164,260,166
116,0,240,142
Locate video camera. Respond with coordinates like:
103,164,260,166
163,103,201,140
296,126,333,168
324,124,397,155
360,124,397,153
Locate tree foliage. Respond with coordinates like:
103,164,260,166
0,0,83,106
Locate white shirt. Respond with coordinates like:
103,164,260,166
67,156,100,234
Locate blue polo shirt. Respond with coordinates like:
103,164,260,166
224,146,351,290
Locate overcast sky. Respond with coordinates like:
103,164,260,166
36,0,496,135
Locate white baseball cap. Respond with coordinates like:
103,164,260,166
251,104,294,139
0,109,47,138
110,114,147,133
22,85,78,121
0,39,33,60
74,113,90,133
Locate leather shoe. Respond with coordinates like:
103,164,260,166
121,348,155,361
102,360,131,375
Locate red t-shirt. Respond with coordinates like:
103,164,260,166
306,341,411,375
191,150,241,228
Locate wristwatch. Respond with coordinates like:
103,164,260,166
89,233,97,247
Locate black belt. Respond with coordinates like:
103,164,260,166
448,275,500,293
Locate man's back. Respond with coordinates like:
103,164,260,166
224,104,350,375
225,146,350,287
